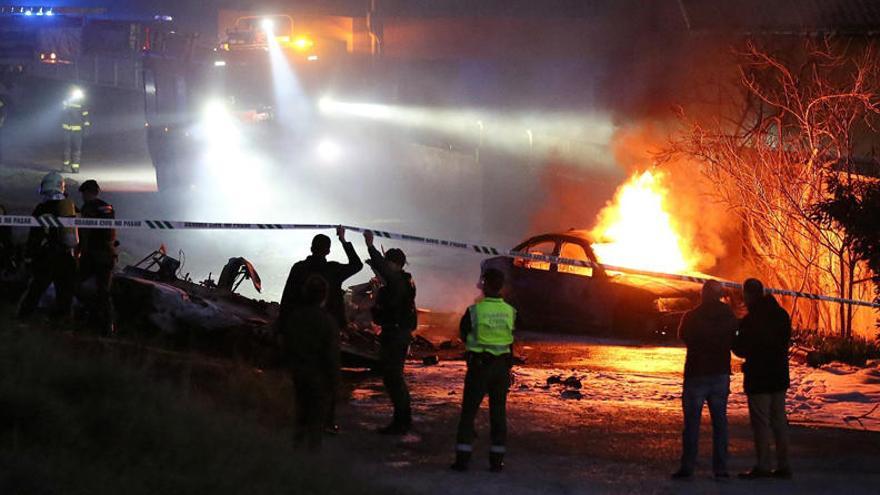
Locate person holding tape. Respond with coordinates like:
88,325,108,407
451,268,516,472
18,172,78,320
364,230,418,435
279,225,363,434
77,180,117,335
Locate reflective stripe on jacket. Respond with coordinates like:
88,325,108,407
63,101,90,129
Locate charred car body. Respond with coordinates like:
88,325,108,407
482,230,699,340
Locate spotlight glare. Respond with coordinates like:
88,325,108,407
316,138,342,163
261,18,274,32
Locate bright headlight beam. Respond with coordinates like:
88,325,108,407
261,18,274,32
318,97,617,170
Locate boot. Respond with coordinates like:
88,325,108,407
450,450,471,472
489,452,504,472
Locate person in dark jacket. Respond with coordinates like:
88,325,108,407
281,274,340,451
279,227,362,329
77,180,117,335
278,226,362,433
733,278,793,480
18,172,78,319
672,280,738,480
364,230,417,435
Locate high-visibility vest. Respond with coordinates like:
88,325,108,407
466,297,515,355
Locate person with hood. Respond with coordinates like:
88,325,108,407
281,274,340,451
17,172,78,319
672,280,738,480
364,230,417,435
279,226,362,433
734,278,793,480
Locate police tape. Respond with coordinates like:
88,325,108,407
2,214,879,309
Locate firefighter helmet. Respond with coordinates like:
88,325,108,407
39,171,65,195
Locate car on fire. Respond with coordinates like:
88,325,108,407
480,230,701,340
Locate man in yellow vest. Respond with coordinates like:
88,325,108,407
62,86,90,173
451,268,516,472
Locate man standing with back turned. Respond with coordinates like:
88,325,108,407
77,179,117,335
451,268,516,473
734,278,793,480
279,226,362,433
672,280,737,480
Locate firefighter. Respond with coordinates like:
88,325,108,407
451,268,516,473
364,230,417,435
62,86,90,173
17,172,78,320
77,179,117,335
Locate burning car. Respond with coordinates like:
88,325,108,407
481,230,700,340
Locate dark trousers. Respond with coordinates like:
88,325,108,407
456,352,512,454
292,369,333,451
18,252,77,319
63,130,82,170
78,252,115,333
379,329,412,426
747,392,791,472
680,374,730,474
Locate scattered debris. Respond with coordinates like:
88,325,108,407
561,389,584,400
563,376,583,389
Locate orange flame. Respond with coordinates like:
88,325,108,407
590,170,698,274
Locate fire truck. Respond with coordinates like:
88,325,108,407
143,11,372,190
0,5,175,91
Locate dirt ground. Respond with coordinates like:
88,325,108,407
328,343,880,495
2,305,878,495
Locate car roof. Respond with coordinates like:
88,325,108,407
514,230,705,298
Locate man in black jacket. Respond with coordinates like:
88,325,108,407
733,278,793,480
279,226,362,433
280,275,340,451
364,230,417,435
77,180,117,335
672,280,738,480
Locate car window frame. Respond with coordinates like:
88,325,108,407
513,237,560,272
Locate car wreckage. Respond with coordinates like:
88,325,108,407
110,249,451,367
